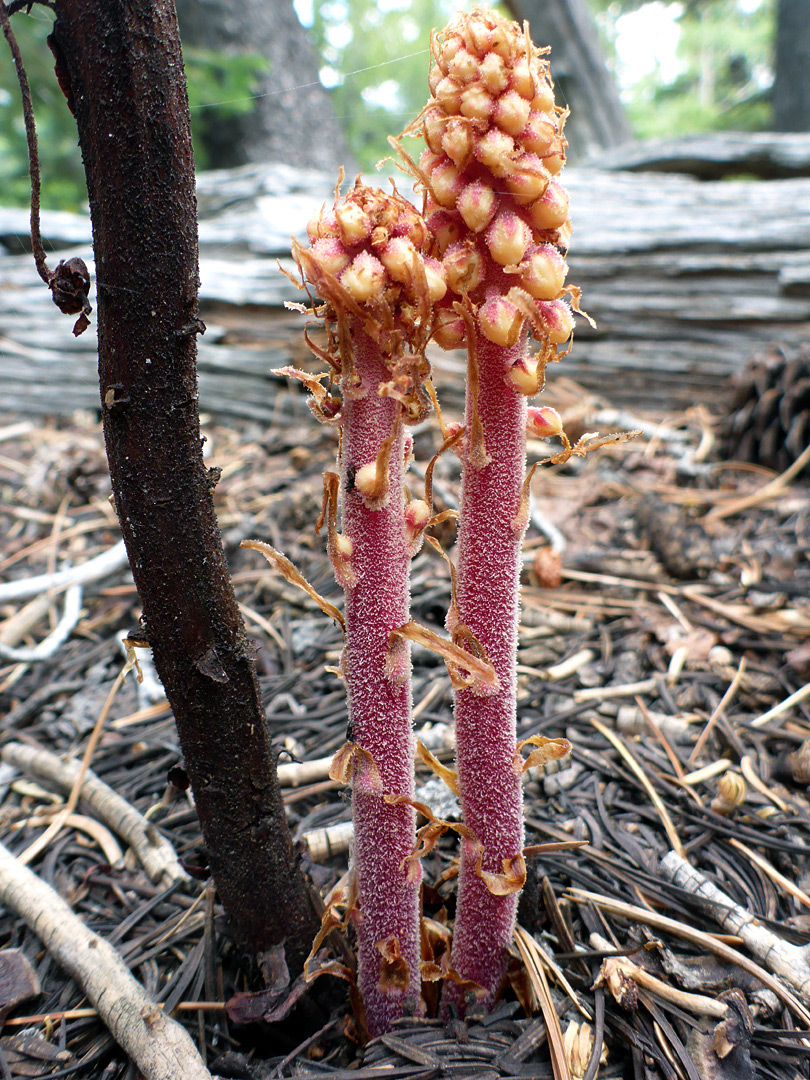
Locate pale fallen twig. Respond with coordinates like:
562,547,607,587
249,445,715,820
660,849,810,1001
2,741,188,887
0,538,128,602
0,584,82,662
590,932,727,1019
566,885,810,1025
0,839,212,1080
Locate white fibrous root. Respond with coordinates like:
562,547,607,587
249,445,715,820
399,6,581,372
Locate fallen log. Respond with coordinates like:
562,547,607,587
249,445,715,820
2,162,810,416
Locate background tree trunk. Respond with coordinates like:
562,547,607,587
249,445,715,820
774,0,810,131
175,0,351,173
504,0,632,160
48,0,319,973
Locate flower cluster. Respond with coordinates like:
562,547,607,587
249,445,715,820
403,6,575,394
294,179,447,424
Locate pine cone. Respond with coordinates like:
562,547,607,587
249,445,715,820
722,347,810,474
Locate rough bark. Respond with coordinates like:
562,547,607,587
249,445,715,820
503,0,632,160
174,0,351,173
48,0,319,969
774,0,810,132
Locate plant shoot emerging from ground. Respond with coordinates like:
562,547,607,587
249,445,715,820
397,5,579,1013
247,178,449,1035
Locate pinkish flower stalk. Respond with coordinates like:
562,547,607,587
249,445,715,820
289,181,446,1035
399,7,576,1013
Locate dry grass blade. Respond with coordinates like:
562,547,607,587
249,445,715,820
514,925,572,1080
566,887,810,1026
705,441,810,521
689,656,746,764
589,717,685,857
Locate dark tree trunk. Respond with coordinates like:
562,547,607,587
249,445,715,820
504,0,632,160
774,0,810,131
175,0,351,173
48,0,319,972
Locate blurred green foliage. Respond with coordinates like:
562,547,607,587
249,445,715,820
0,0,780,210
0,10,266,210
591,0,774,137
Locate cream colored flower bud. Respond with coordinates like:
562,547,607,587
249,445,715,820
527,406,563,439
528,182,570,232
511,61,535,100
536,299,574,344
426,210,463,254
479,51,509,94
507,354,541,395
475,128,515,177
457,180,497,233
519,244,567,300
441,33,464,66
441,118,474,167
310,238,351,278
544,149,565,175
335,201,371,246
486,211,530,266
306,208,340,241
521,113,557,158
443,242,485,294
505,153,550,204
423,257,448,302
354,462,380,499
460,84,494,121
334,533,353,559
431,159,463,209
404,498,431,536
532,80,556,113
479,295,523,347
423,107,449,153
433,307,466,348
341,251,386,302
493,90,532,137
467,15,492,55
435,75,463,114
428,65,442,94
448,48,478,82
380,237,417,284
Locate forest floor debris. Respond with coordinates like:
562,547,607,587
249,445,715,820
1,373,809,1078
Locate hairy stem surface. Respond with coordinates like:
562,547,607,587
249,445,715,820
342,329,421,1034
447,329,528,1010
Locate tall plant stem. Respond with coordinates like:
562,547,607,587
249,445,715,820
49,0,318,968
342,328,421,1035
447,328,528,1011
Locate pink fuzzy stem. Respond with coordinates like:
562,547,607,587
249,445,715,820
445,328,528,1014
342,327,421,1035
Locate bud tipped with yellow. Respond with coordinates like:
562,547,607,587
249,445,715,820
526,405,562,439
519,244,567,300
457,180,498,234
341,251,386,302
479,294,523,347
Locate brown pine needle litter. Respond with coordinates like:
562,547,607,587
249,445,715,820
1,387,810,1076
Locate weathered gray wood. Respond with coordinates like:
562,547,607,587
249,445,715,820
2,162,810,417
589,131,810,179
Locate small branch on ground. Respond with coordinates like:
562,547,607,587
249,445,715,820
2,741,189,887
0,839,213,1080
